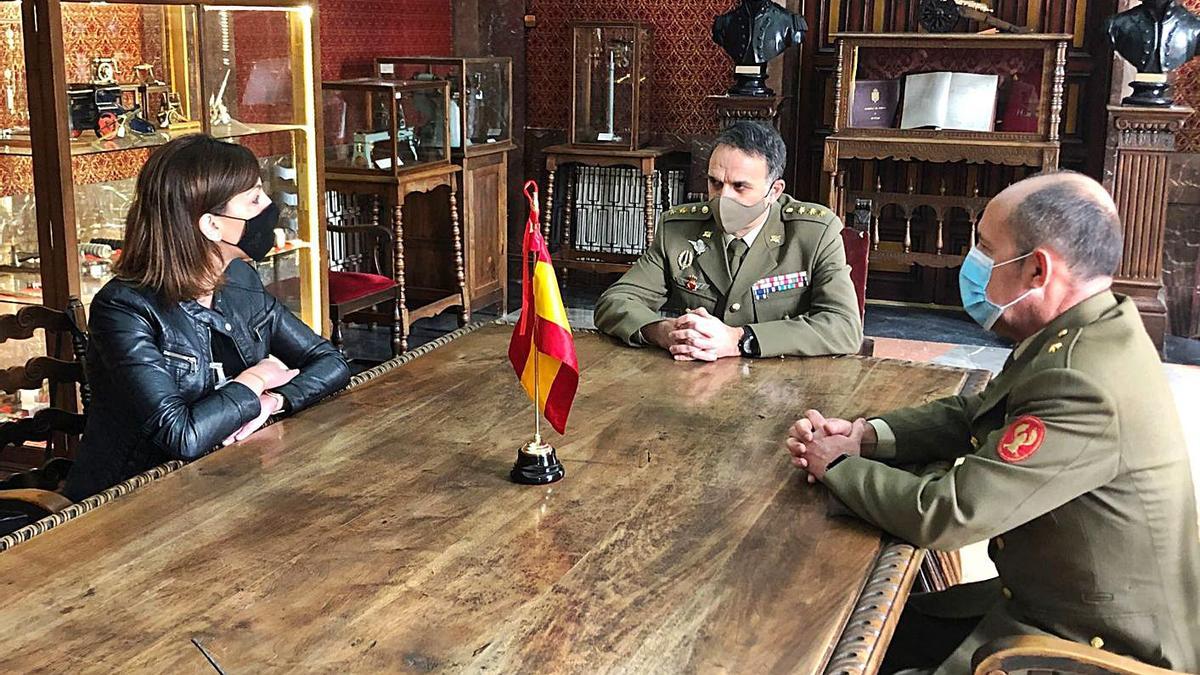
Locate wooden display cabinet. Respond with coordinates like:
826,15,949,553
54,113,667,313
322,78,470,350
0,0,328,421
569,22,653,151
374,57,514,313
823,32,1068,276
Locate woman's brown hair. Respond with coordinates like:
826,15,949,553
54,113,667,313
113,134,261,304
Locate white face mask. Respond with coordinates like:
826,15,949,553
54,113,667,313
709,188,772,235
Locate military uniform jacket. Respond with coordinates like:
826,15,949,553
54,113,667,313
824,291,1200,673
593,194,863,358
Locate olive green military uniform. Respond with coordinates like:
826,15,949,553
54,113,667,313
823,291,1200,673
593,194,863,357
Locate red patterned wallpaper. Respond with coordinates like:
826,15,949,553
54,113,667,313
1178,0,1200,152
526,0,734,136
317,0,453,81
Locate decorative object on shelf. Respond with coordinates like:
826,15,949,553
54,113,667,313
208,68,232,126
918,0,1031,34
712,0,806,97
850,79,900,128
570,22,652,150
91,57,117,86
1106,0,1200,107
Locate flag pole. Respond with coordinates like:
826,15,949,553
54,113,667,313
530,248,542,448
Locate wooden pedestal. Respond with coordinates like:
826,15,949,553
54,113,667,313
1102,104,1193,352
706,94,784,130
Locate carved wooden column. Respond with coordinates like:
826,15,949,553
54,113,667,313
1102,104,1194,352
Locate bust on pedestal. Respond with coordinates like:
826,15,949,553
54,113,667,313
712,0,806,97
1106,0,1200,106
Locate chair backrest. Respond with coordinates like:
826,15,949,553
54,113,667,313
326,191,393,277
0,297,88,469
841,227,869,321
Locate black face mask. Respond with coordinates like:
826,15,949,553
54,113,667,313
212,202,279,262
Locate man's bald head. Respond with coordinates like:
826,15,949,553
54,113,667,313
992,170,1122,281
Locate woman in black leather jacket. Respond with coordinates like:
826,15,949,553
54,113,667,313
64,135,350,500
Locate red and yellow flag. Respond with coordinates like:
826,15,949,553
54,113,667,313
508,180,579,434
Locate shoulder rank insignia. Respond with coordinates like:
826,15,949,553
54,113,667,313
997,415,1045,463
677,249,694,269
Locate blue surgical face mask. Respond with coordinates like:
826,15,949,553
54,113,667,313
959,246,1035,330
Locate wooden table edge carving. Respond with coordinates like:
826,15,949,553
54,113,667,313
824,542,924,675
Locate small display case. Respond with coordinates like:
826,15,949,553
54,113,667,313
374,57,513,156
322,78,450,176
570,22,653,150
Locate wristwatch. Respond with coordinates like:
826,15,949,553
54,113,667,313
826,453,851,471
738,326,759,357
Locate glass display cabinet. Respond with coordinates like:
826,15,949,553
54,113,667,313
322,78,450,177
373,57,512,157
570,22,652,150
371,57,513,314
0,0,328,416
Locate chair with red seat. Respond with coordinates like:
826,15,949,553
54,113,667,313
326,223,403,358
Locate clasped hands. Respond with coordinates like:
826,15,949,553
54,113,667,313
223,355,299,446
643,307,742,361
785,409,876,484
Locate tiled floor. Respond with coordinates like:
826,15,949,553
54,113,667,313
340,295,1200,583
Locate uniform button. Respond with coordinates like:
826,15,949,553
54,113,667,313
224,322,232,331
730,303,741,312
701,205,710,214
785,207,795,213
994,536,1005,551
1002,587,1013,600
1091,636,1105,650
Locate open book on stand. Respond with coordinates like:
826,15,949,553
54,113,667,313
900,71,999,132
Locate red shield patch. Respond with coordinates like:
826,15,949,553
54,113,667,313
996,416,1045,463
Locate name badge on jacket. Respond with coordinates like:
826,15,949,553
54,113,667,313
753,272,808,300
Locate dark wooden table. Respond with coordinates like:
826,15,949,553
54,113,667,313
0,324,983,673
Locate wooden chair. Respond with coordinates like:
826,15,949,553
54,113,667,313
327,222,403,358
0,298,89,534
843,206,874,357
972,635,1185,675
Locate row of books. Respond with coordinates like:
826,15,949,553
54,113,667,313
852,71,1040,133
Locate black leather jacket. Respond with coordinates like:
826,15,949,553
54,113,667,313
65,260,350,500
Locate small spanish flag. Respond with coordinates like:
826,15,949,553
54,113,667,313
508,180,579,435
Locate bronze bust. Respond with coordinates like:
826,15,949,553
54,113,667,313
1106,0,1200,106
712,0,807,97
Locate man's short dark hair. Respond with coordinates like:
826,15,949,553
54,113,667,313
1008,170,1123,279
714,121,787,183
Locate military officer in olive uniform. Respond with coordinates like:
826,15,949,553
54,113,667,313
786,171,1200,674
594,121,863,360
